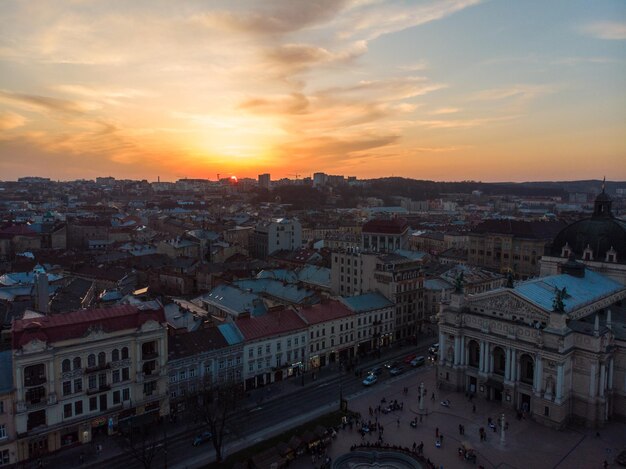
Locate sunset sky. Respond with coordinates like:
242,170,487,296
0,0,625,182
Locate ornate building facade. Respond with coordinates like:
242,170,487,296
437,265,626,428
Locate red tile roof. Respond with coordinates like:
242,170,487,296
12,305,165,349
296,300,353,325
235,308,307,341
0,224,38,238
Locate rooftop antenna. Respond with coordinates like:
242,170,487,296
601,176,606,193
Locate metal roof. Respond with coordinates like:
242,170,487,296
341,292,394,313
515,270,624,313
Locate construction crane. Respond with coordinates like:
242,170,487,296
216,173,220,181
288,173,300,180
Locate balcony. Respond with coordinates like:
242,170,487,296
141,351,158,360
85,363,110,374
24,375,47,387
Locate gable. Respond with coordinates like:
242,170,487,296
466,289,549,324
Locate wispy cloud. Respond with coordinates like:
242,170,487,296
0,90,95,114
581,21,626,40
470,84,555,102
0,110,26,130
431,107,460,115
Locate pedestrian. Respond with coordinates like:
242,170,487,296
412,442,417,451
462,425,465,435
459,423,462,435
431,391,435,401
603,460,609,469
440,434,444,445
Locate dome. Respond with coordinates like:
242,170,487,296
550,188,626,262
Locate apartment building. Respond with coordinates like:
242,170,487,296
11,304,168,462
249,218,302,260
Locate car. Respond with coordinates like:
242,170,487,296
403,353,417,364
428,343,439,356
369,366,384,376
362,374,378,386
192,431,213,447
389,366,406,376
410,356,426,367
383,361,399,370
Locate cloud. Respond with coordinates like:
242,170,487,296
0,89,95,114
320,76,446,101
0,110,26,130
431,107,460,115
582,21,626,40
415,115,519,129
470,84,555,102
193,0,351,35
239,93,311,115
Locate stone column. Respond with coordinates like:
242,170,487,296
510,349,517,382
589,363,597,398
555,364,564,404
599,363,606,398
460,336,465,366
608,358,614,390
534,356,543,395
479,341,485,372
439,332,446,364
489,347,494,374
454,336,461,366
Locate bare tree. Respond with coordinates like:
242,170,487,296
118,417,168,469
193,377,243,463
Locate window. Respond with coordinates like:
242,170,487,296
144,382,157,396
122,368,130,381
98,372,107,388
544,406,550,417
62,359,71,373
310,332,314,339
98,352,106,367
0,401,3,414
1,449,9,465
0,425,5,439
248,363,253,372
87,354,96,368
219,361,225,370
257,346,262,356
294,337,298,345
179,370,186,381
189,368,196,378
113,390,121,405
112,370,120,383
276,342,281,351
63,381,72,396
287,339,291,348
73,357,81,370
170,391,177,399
236,356,241,365
74,401,83,415
122,388,130,401
112,349,120,361
88,375,96,390
121,347,129,360
248,349,253,358
64,404,72,419
266,344,271,354
89,397,97,412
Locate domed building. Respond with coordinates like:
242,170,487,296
541,184,626,285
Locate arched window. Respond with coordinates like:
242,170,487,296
73,357,81,370
112,349,120,362
87,354,96,368
98,352,106,367
62,359,71,373
493,347,506,376
520,354,534,385
467,340,480,368
121,347,129,360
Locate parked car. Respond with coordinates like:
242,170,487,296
369,366,384,376
428,343,439,356
410,356,426,367
383,361,399,370
389,366,406,376
192,431,213,446
362,374,378,386
403,353,417,364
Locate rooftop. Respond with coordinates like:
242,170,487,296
235,307,307,341
341,292,394,313
296,300,353,325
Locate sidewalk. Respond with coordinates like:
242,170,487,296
30,334,438,469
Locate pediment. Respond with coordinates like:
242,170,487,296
466,290,548,321
84,324,106,340
138,319,160,332
23,338,47,353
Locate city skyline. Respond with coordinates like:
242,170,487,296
0,1,625,182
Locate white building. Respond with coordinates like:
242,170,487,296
249,218,303,260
